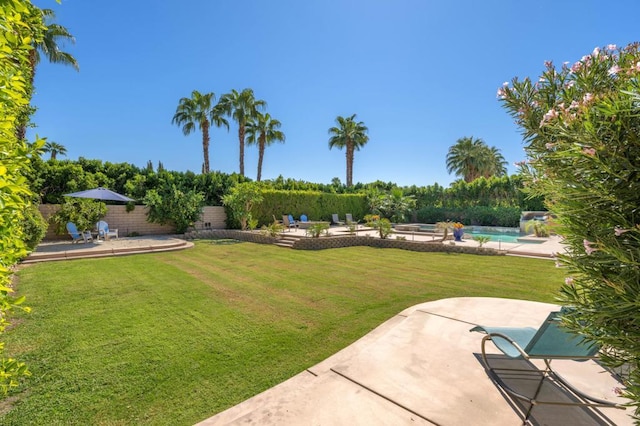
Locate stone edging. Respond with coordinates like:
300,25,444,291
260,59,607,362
184,230,504,256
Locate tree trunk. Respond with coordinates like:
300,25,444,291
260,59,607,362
202,119,210,174
346,143,354,187
257,134,265,182
238,124,245,176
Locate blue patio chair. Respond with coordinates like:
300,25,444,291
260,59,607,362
300,214,309,222
470,309,625,422
66,222,93,244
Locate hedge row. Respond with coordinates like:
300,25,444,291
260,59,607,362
250,190,368,226
415,206,521,227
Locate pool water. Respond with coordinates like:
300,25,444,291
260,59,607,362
467,232,522,243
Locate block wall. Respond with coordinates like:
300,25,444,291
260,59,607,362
39,205,226,240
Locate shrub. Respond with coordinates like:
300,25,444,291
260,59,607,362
260,221,284,237
144,185,204,233
305,222,330,238
21,205,48,250
364,215,393,239
221,182,264,231
52,199,108,234
525,219,550,237
500,42,640,414
473,235,491,248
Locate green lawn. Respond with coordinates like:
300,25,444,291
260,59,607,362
2,241,565,425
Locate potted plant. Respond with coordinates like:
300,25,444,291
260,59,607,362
452,222,465,242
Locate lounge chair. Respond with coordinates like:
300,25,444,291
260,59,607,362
282,215,298,231
470,309,625,422
331,214,344,225
66,222,93,244
300,214,309,223
97,220,119,241
345,213,355,224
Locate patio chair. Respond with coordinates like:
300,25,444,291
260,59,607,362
282,215,298,232
470,309,625,422
66,222,93,244
300,214,309,223
96,220,119,241
331,214,344,225
345,213,355,224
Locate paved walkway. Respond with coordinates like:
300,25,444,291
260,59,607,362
22,235,193,263
197,297,631,425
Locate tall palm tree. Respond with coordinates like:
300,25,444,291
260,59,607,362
17,7,79,141
245,112,285,182
328,114,369,187
43,141,67,160
217,88,266,176
482,146,508,178
172,90,228,174
30,9,79,81
446,136,507,182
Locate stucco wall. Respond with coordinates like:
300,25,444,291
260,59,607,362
39,205,226,240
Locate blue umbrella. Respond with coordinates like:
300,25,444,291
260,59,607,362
64,187,135,202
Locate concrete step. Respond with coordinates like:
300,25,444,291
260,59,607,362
273,234,301,248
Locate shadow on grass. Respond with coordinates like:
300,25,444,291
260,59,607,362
209,239,244,245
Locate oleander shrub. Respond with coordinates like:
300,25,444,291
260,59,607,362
500,42,640,417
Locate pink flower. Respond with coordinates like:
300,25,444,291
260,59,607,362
607,44,617,51
545,143,556,150
569,100,580,109
583,239,597,255
635,62,640,72
608,65,622,75
496,87,506,99
565,80,576,89
582,147,596,156
514,160,526,167
571,62,582,73
614,226,630,236
592,47,601,57
544,60,553,68
540,109,558,127
565,277,574,285
583,93,594,103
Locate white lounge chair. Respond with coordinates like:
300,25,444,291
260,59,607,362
97,220,119,241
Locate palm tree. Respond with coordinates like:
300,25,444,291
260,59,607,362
30,9,79,80
245,112,285,182
446,136,507,182
217,89,266,176
17,8,79,141
172,90,228,174
43,141,67,160
328,114,369,187
483,146,508,178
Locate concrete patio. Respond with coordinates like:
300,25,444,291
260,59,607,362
197,297,632,425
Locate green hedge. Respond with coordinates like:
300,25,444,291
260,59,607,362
250,190,368,226
415,206,521,227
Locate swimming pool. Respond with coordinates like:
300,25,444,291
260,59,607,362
467,232,522,243
414,224,543,244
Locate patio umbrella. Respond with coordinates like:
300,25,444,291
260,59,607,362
64,187,135,202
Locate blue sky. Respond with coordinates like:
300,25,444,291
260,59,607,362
29,0,640,187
